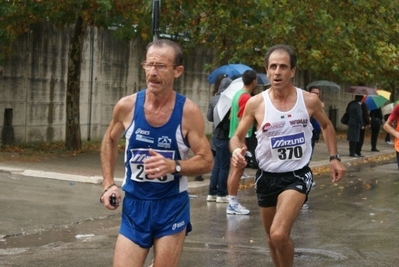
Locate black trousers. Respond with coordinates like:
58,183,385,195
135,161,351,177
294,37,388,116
349,141,357,156
370,126,380,150
355,128,365,155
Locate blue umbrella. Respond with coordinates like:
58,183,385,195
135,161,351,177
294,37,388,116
207,64,253,84
257,73,270,85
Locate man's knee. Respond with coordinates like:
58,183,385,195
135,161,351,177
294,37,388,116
269,228,290,249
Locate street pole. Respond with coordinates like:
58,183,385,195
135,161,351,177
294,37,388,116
152,0,160,41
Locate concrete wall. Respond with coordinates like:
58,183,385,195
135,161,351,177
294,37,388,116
0,23,353,144
0,23,215,143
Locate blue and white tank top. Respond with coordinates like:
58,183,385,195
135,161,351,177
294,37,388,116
255,88,313,172
122,90,190,200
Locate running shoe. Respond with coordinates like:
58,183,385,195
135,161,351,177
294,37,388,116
206,195,216,202
194,176,204,181
240,172,250,179
226,203,250,215
216,196,229,203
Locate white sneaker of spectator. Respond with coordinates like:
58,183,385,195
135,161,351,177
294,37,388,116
240,172,250,179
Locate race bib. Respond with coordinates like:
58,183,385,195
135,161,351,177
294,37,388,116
129,148,175,183
269,132,306,161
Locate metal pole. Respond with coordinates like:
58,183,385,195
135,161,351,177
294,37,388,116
152,0,160,41
88,27,94,141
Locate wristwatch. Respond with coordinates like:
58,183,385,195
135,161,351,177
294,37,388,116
329,154,341,162
173,160,181,174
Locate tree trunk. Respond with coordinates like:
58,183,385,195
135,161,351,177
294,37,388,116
65,16,87,151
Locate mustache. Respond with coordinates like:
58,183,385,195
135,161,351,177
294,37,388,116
148,78,161,83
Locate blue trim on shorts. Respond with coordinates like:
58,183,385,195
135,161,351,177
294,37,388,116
119,191,192,248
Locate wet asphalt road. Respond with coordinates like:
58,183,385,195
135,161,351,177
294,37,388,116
1,159,399,267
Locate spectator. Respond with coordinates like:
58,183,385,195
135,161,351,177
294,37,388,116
194,74,227,182
369,107,383,152
308,86,324,157
226,70,258,215
206,76,233,203
355,101,370,156
346,95,365,157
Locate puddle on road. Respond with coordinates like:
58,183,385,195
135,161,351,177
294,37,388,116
0,247,29,256
294,248,347,261
0,229,78,252
184,242,347,261
0,216,119,254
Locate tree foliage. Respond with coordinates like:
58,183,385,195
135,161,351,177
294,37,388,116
2,0,399,145
156,0,399,87
0,0,144,150
2,0,399,84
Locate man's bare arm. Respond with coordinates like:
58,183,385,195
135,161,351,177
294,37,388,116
310,94,346,182
180,99,214,176
383,119,399,139
229,97,258,168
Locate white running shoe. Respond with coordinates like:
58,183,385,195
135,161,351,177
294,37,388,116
216,196,229,203
226,203,250,215
302,203,309,210
206,195,216,202
240,172,250,179
312,181,316,187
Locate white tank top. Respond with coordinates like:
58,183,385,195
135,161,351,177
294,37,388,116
255,88,313,172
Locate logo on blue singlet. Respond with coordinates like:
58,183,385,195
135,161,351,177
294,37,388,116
135,128,154,144
158,136,172,149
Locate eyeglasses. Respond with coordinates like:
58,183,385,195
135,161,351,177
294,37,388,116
141,61,176,71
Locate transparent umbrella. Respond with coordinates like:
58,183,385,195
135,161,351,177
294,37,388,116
306,80,340,92
213,78,244,127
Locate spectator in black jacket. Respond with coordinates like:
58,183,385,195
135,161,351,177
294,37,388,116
346,95,365,157
369,107,383,152
355,100,370,156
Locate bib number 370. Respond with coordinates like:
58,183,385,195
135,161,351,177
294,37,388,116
277,146,303,160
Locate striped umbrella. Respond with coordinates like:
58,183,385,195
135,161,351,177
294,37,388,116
362,90,391,110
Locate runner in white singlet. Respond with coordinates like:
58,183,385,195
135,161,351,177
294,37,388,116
229,45,346,267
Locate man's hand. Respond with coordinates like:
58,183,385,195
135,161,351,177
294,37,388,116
330,161,346,183
100,184,121,210
144,149,168,179
231,147,248,169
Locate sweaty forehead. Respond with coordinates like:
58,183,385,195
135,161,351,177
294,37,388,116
146,46,174,63
268,50,290,66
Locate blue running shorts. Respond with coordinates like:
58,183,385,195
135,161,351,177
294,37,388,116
119,191,192,248
255,165,313,207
